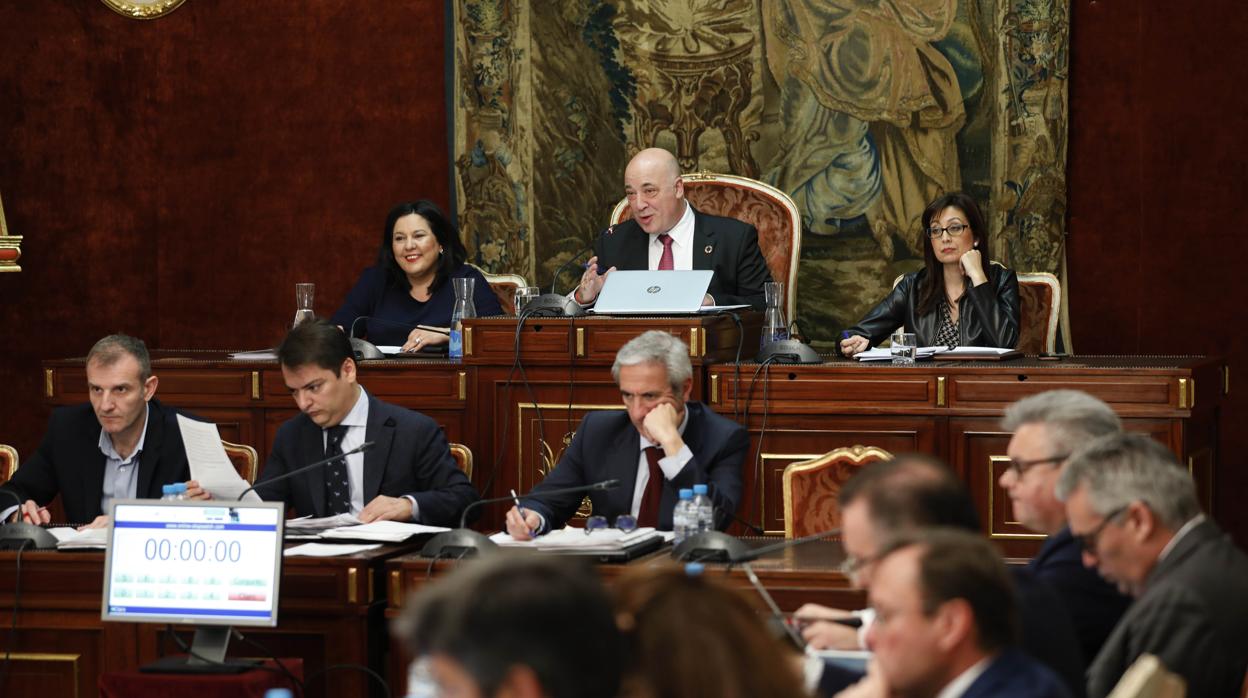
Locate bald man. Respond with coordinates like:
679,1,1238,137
574,148,773,310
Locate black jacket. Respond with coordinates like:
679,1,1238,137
596,206,774,309
847,263,1020,349
0,398,192,523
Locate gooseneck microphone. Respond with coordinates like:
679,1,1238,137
236,441,376,502
419,478,622,558
548,226,615,295
457,477,621,529
672,525,841,563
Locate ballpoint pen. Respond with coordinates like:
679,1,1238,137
510,488,535,537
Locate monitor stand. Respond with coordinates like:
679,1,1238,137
139,626,262,674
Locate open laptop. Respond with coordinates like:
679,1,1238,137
591,270,745,314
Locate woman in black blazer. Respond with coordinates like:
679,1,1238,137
840,192,1020,355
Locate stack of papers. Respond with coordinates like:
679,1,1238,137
227,349,278,360
285,542,382,557
48,526,108,549
284,516,450,543
489,526,661,552
853,346,941,362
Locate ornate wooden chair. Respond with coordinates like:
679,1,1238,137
890,266,1061,354
609,171,802,324
0,444,17,486
221,440,259,484
449,442,473,479
469,262,528,316
782,445,893,538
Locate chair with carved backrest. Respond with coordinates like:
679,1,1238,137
890,266,1061,354
468,262,528,317
221,440,259,485
610,172,802,325
782,445,893,539
0,444,17,487
449,443,473,480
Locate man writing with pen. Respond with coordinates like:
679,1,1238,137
505,330,745,539
0,334,197,529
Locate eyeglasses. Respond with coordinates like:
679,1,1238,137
838,552,879,579
584,514,637,534
925,223,969,238
1072,505,1129,552
1006,453,1070,477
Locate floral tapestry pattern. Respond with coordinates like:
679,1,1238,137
452,0,1070,349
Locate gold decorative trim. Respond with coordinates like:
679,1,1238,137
464,326,474,356
688,328,700,357
700,327,707,356
988,456,1046,539
250,371,261,400
347,567,359,604
936,376,947,407
0,444,18,481
2,653,80,698
516,402,622,486
710,374,720,404
390,570,403,608
457,371,467,401
0,189,21,273
1178,378,1189,409
760,452,824,535
367,568,375,604
576,327,586,357
1224,365,1231,396
99,0,187,19
781,446,892,538
44,368,54,398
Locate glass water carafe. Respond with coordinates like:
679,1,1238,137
761,281,789,347
449,277,477,358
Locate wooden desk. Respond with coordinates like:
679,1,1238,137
383,539,864,695
0,545,414,698
707,355,1226,556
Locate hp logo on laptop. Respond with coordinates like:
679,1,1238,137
646,286,661,294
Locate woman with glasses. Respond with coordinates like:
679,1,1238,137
839,191,1020,357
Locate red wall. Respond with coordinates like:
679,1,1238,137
1067,0,1248,541
0,1,449,456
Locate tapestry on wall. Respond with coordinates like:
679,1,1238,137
452,0,1070,350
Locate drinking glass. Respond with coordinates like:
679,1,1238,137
890,331,917,365
293,283,315,328
515,286,540,314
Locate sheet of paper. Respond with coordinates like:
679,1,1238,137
284,542,382,557
284,513,363,531
319,520,450,542
933,346,1017,356
177,415,261,502
489,527,660,552
228,349,278,360
50,526,108,548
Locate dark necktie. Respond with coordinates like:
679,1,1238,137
657,233,675,270
636,446,665,528
324,425,352,515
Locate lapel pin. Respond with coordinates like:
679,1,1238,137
704,245,713,254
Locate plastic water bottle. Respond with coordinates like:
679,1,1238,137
692,483,714,534
264,690,294,698
160,484,179,501
673,488,694,545
172,482,188,500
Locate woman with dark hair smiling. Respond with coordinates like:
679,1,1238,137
332,200,502,351
840,191,1020,356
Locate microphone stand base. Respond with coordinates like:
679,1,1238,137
0,522,59,550
420,529,499,559
671,531,752,563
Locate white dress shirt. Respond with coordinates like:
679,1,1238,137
630,406,693,518
99,403,148,514
935,656,992,698
646,200,695,271
322,387,370,516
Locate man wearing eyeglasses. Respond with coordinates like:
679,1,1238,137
570,147,773,310
504,330,745,539
997,390,1131,665
1057,432,1248,698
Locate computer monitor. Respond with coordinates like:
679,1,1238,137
101,498,286,673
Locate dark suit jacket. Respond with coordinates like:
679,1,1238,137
256,393,478,526
964,648,1074,698
1028,526,1132,665
1087,519,1248,698
0,399,191,524
595,206,773,309
521,402,746,532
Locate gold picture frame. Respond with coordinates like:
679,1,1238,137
0,189,20,273
99,0,187,20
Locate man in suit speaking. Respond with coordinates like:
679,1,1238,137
572,147,773,310
505,330,745,538
249,318,477,526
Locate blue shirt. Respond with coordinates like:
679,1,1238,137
331,264,504,345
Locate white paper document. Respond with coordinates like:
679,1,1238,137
227,349,278,360
284,513,364,531
49,526,108,549
489,526,660,552
853,346,941,362
318,520,450,542
177,415,261,501
284,542,382,557
933,346,1017,356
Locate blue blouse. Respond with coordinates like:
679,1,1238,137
331,264,504,345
